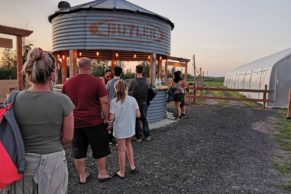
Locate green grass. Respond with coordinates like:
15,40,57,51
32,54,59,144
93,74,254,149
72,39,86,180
227,91,257,107
275,111,291,151
273,110,291,191
283,182,291,191
204,80,224,87
274,163,291,175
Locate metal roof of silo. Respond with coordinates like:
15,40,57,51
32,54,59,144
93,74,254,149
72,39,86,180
49,0,174,29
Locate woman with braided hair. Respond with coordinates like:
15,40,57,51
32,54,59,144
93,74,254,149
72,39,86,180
108,80,140,178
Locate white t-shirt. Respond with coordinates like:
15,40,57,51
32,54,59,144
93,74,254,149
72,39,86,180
110,96,139,139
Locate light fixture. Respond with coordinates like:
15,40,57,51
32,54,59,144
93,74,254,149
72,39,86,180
62,55,65,60
115,52,119,57
148,55,151,60
159,56,162,60
133,54,137,58
79,52,82,57
96,51,99,56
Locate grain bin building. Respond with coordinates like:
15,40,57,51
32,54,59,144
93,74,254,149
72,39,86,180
224,48,291,108
49,0,190,122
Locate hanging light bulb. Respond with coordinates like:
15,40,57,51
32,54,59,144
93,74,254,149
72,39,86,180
79,52,82,57
96,51,99,56
115,52,119,57
148,55,151,60
133,54,137,58
159,56,162,60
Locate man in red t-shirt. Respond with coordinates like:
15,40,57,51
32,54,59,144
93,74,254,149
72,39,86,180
62,57,112,183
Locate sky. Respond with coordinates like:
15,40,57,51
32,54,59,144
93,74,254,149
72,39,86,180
0,0,290,76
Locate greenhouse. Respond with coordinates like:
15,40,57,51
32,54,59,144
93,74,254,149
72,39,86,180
224,48,291,108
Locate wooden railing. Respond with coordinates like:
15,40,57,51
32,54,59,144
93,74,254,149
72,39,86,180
186,84,273,108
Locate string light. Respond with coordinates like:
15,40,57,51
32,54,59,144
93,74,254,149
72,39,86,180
79,52,82,57
115,52,119,57
96,51,99,56
148,55,151,60
133,54,137,58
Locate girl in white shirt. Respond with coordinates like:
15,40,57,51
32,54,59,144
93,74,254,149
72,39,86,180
109,80,140,178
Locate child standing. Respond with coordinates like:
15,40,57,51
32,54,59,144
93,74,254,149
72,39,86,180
109,80,140,178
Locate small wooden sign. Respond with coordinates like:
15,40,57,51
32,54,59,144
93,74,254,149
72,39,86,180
0,38,13,48
167,61,186,67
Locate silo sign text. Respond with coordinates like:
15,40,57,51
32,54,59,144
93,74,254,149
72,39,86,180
89,20,165,43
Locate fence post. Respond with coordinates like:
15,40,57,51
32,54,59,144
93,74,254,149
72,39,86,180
193,82,196,105
287,89,291,119
263,84,267,108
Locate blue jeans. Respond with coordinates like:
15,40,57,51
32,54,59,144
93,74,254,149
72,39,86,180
135,101,150,139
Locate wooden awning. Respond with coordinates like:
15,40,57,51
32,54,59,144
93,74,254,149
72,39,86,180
0,25,33,37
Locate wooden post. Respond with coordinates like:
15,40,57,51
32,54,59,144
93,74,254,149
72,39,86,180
111,51,116,70
193,82,196,104
61,56,67,84
53,53,59,84
158,58,162,79
16,36,23,90
185,62,188,81
69,50,78,77
150,53,156,85
287,89,291,119
263,84,267,108
165,59,168,84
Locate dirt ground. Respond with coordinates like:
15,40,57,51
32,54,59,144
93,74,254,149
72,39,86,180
66,102,288,194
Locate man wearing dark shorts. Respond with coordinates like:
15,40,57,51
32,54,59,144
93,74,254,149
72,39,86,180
62,57,111,183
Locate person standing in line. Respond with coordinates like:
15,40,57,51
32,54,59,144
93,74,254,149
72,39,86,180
7,47,75,194
62,57,112,183
129,65,151,141
106,66,123,144
170,71,187,119
109,80,140,178
100,69,113,86
106,66,123,104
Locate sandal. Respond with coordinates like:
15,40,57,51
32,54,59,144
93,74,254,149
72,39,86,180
129,167,138,174
79,174,91,185
98,174,113,182
114,172,125,179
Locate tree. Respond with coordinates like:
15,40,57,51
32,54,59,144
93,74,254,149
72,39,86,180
0,43,33,80
22,43,33,64
1,49,16,68
91,60,110,77
123,69,135,79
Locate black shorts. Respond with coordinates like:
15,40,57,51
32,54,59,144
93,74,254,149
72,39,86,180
174,93,185,107
72,124,110,159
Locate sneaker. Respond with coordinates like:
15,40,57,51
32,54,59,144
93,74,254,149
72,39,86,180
136,138,142,142
145,136,151,141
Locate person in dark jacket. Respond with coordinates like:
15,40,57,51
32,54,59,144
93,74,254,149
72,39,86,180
129,65,151,141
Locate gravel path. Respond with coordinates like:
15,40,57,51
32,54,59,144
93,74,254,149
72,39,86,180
66,104,287,194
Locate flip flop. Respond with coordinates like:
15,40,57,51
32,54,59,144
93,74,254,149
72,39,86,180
79,174,91,185
114,172,125,179
98,175,113,182
129,167,138,174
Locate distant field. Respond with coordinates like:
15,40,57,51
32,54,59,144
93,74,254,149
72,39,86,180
0,80,17,102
